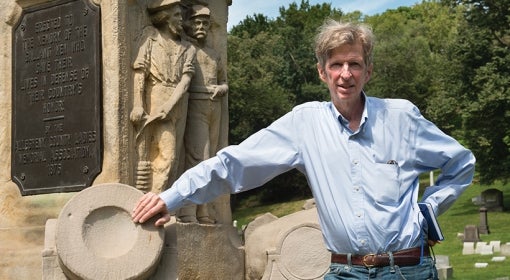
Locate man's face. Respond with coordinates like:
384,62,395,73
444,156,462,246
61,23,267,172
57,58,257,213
317,42,372,106
190,16,210,40
166,5,183,35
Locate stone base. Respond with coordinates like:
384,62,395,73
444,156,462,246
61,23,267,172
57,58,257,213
41,217,244,280
437,266,453,280
176,222,244,279
0,227,44,279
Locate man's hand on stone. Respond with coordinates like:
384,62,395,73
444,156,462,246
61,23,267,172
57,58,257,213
132,192,171,226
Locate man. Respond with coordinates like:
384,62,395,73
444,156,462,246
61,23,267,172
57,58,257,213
133,20,475,279
130,0,196,193
177,4,229,224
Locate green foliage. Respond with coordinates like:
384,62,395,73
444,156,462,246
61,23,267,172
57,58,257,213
274,1,343,103
366,9,432,110
227,31,293,144
229,14,273,38
461,51,510,184
232,197,311,228
441,0,510,184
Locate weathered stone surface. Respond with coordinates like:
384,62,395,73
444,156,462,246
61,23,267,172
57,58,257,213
245,208,330,280
0,188,72,280
435,255,453,280
151,220,178,280
1,0,233,278
177,222,244,279
480,188,504,211
0,226,45,279
462,242,475,255
55,183,165,280
463,224,480,242
500,243,510,256
244,212,278,240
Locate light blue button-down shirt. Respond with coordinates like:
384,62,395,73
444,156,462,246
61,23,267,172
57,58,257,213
160,95,475,254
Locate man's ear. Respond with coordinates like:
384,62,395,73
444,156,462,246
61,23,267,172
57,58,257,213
364,63,373,83
317,63,326,82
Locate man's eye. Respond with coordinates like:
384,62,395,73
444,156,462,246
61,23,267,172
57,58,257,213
350,63,362,70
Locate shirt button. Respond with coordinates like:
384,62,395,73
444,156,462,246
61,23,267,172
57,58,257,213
360,240,366,245
353,186,360,191
352,160,359,165
356,212,363,218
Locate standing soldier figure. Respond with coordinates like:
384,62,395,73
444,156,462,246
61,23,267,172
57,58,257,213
131,0,196,194
177,5,228,223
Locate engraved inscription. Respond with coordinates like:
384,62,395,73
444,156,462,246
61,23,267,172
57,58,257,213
12,0,102,195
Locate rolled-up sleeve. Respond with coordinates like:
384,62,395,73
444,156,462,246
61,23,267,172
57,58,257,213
413,106,476,215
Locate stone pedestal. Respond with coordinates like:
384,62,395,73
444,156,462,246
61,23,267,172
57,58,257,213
0,0,232,278
43,183,166,280
479,207,490,234
176,222,245,279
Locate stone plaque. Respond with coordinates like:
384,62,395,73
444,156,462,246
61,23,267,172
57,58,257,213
12,0,102,195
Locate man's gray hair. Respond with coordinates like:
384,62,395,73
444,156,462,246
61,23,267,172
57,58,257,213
314,20,375,69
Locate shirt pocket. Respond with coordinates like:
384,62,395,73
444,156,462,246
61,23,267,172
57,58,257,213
364,162,401,206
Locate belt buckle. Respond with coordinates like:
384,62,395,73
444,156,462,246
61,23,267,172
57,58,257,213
362,253,377,268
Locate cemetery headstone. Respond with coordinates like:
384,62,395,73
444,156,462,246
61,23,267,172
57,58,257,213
462,242,475,255
481,188,504,211
479,207,490,234
490,240,501,253
463,225,481,242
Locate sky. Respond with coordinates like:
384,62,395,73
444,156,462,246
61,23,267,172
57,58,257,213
228,0,420,30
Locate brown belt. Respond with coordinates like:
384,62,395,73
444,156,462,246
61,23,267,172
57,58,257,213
331,246,430,267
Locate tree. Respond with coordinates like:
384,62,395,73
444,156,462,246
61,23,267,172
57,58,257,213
365,2,463,125
229,14,273,38
365,7,432,111
227,31,293,145
442,0,510,184
274,1,343,104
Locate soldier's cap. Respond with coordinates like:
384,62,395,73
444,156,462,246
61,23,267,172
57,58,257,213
147,0,180,13
190,4,210,18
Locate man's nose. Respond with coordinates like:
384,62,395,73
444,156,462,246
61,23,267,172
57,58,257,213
340,64,352,79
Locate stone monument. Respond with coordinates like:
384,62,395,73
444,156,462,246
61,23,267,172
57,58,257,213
480,188,504,212
1,0,236,278
1,1,331,279
463,224,481,242
478,207,490,234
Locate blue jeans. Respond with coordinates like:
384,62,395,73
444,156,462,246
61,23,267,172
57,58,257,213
324,256,438,280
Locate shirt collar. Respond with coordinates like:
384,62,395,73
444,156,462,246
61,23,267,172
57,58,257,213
331,91,369,133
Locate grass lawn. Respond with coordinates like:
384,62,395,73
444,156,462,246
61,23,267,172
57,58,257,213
232,180,510,279
433,181,510,279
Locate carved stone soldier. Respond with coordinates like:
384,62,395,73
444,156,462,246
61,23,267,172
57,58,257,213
131,0,196,193
177,4,228,223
